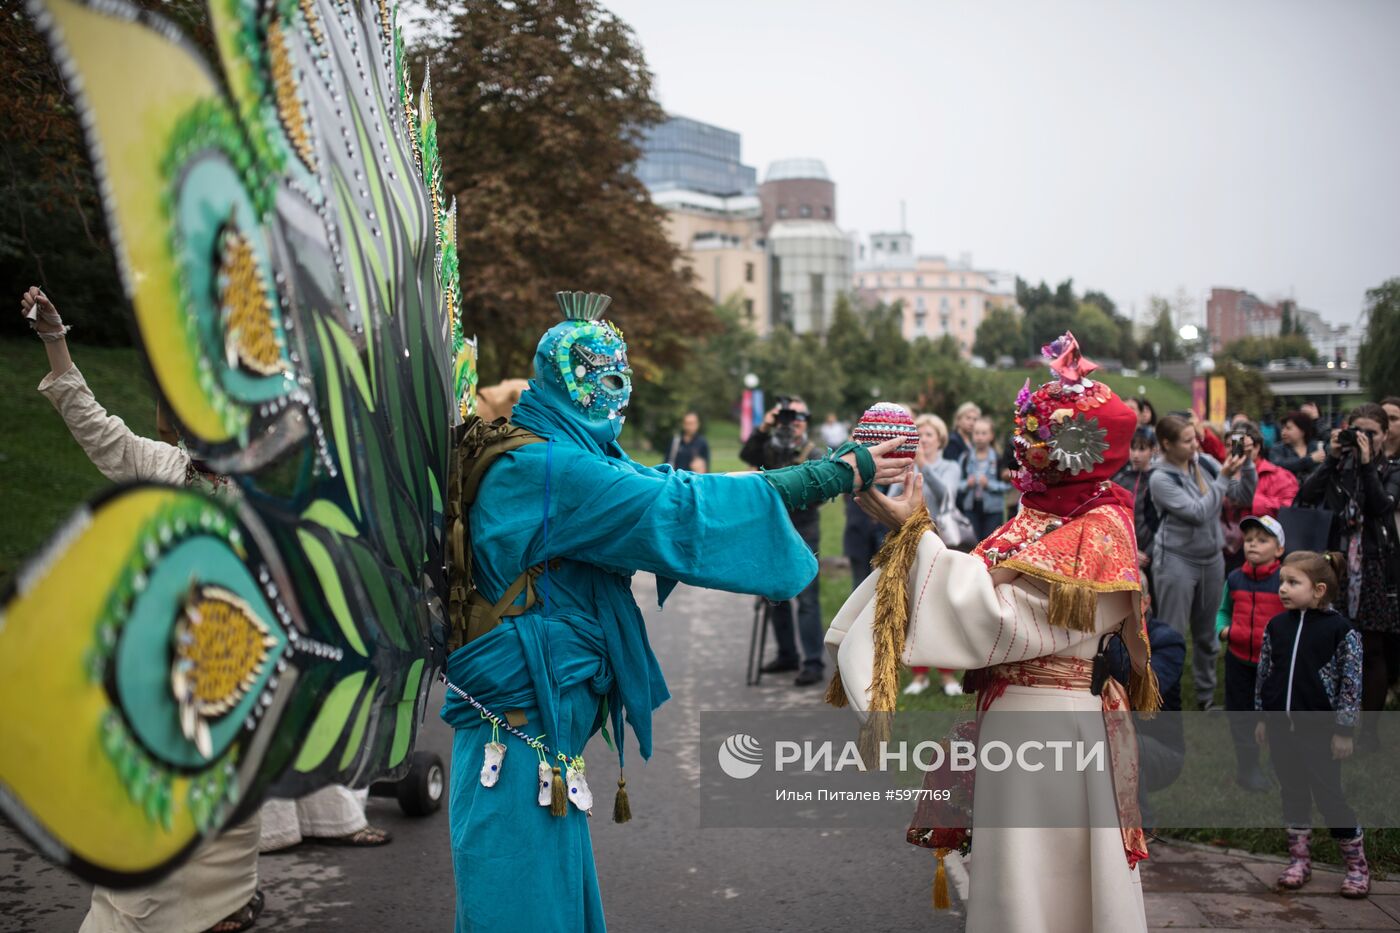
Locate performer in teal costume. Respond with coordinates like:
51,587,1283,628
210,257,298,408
442,292,896,931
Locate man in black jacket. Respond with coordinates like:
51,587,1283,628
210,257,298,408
741,395,826,686
1110,603,1186,826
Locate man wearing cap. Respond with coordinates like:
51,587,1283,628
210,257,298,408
1217,515,1286,791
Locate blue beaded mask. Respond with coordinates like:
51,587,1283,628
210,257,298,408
544,292,632,424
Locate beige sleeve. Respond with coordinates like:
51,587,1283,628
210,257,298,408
827,530,1131,713
38,365,189,485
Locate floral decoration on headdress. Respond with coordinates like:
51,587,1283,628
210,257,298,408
1010,332,1115,492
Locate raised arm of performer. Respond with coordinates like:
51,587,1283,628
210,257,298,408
21,286,189,484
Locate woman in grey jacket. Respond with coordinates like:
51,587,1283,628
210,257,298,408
1149,414,1256,709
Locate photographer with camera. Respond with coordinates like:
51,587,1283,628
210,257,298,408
1221,421,1299,573
741,395,828,686
1296,403,1400,751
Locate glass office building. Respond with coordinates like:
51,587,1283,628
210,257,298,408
636,116,758,198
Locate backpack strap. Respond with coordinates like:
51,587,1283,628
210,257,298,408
445,419,546,653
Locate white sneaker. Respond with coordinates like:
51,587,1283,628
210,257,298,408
942,680,964,697
903,676,930,696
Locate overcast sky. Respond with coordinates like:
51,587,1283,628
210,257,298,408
603,0,1399,329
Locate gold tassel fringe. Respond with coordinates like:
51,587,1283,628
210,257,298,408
825,668,849,708
613,776,632,824
1047,581,1099,633
550,766,567,817
866,506,933,719
1131,661,1162,715
933,849,950,910
858,712,892,769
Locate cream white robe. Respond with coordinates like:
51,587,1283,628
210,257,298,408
40,365,262,932
826,529,1148,933
260,786,370,852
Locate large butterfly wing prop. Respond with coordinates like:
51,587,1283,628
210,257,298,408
0,0,474,887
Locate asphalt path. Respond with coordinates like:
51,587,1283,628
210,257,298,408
2,576,962,932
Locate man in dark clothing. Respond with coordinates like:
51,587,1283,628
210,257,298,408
843,493,886,589
666,411,711,473
1110,611,1186,825
740,395,825,686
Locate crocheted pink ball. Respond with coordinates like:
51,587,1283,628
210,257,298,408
851,403,918,458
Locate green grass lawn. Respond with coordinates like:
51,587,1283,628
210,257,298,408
0,338,158,582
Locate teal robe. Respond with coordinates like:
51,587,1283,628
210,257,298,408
443,360,818,931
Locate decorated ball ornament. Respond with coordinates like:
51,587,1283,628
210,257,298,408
852,402,918,458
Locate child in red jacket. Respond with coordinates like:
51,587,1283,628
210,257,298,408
1218,515,1285,791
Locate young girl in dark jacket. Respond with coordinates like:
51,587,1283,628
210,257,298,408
1254,551,1366,897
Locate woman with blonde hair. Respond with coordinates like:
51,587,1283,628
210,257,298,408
944,401,981,463
892,413,967,696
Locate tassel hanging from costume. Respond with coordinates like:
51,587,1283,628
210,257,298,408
932,848,950,910
854,506,932,742
1047,582,1099,633
1131,662,1163,715
858,712,892,769
550,765,568,816
613,775,632,824
825,668,849,708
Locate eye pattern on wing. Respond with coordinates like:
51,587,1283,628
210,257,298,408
1,0,469,887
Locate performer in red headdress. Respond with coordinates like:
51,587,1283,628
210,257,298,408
826,333,1157,933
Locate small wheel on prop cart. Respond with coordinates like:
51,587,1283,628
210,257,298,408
396,750,445,816
392,750,446,817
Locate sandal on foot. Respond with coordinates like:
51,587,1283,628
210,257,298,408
315,825,392,847
204,889,264,933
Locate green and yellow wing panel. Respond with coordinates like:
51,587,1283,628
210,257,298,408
0,0,473,886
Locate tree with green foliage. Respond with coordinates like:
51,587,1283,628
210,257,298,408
412,0,713,382
0,0,217,345
1222,334,1319,368
1359,278,1400,399
1071,303,1121,359
973,306,1023,362
629,297,755,447
1015,277,1131,363
1082,290,1117,318
1212,359,1274,422
1141,296,1183,363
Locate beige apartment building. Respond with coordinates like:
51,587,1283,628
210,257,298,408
653,188,770,334
853,231,1016,357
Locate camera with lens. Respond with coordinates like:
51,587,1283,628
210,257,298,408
1337,427,1360,450
773,395,808,428
767,395,809,460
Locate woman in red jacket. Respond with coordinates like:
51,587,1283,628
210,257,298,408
1222,422,1299,573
